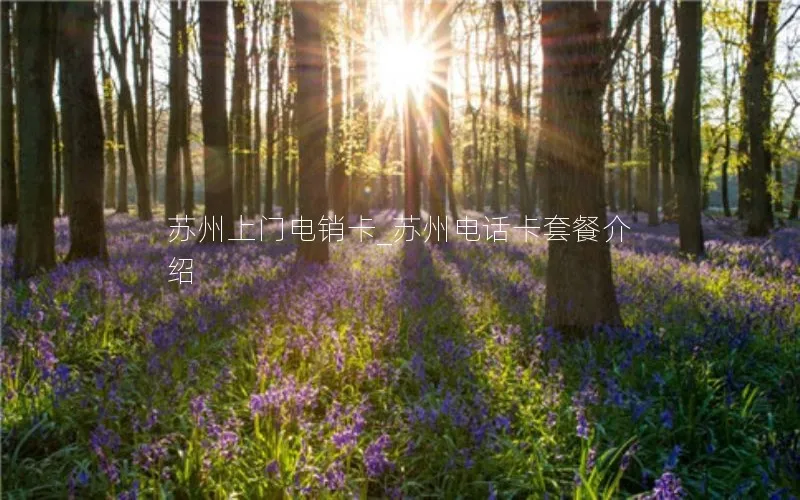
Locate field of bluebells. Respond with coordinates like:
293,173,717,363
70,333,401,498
1,211,799,499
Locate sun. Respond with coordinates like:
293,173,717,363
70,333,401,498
373,36,434,104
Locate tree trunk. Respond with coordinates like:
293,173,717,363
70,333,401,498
250,1,262,218
292,1,328,263
329,3,349,227
648,1,664,226
165,0,187,223
403,0,421,227
14,2,56,278
199,0,234,242
541,2,622,334
53,107,62,218
59,2,108,262
183,101,193,217
232,0,247,218
673,0,704,255
265,1,283,218
97,32,117,211
745,0,773,236
1,2,17,226
428,0,451,242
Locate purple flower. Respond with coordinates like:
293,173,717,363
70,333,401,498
576,410,590,439
660,408,673,430
265,460,280,478
364,434,394,478
645,471,684,499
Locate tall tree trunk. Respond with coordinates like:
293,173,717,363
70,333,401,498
165,0,187,223
607,86,617,212
292,0,328,262
250,1,261,218
59,2,108,262
265,1,283,218
183,101,194,217
490,24,501,214
745,0,774,236
673,0,704,255
428,0,451,242
721,40,732,217
648,1,664,226
103,1,151,220
232,0,247,218
541,2,624,334
1,2,17,226
150,38,157,207
403,0,421,227
53,107,62,217
14,2,56,278
98,32,117,211
329,3,349,227
199,0,234,242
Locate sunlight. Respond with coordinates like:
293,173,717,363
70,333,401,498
373,35,434,104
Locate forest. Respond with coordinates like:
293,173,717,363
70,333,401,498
1,0,799,498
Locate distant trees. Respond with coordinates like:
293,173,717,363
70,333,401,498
293,0,329,263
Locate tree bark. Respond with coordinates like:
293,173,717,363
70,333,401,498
14,2,56,278
292,1,328,263
673,0,704,255
59,2,108,263
199,0,234,242
265,1,283,218
329,3,349,227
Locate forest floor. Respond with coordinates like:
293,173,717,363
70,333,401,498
1,211,798,498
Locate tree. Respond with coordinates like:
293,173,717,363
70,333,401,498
540,1,644,334
103,1,152,220
328,2,349,226
59,2,108,262
14,2,56,278
232,0,248,217
199,0,234,242
264,0,283,218
1,2,17,226
403,0,421,228
292,1,329,263
428,0,452,242
673,0,704,256
97,29,117,211
648,1,665,226
745,0,777,236
165,0,188,223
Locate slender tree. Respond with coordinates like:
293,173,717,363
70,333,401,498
199,0,234,242
292,1,329,262
428,0,452,241
403,0,421,227
265,0,283,218
1,2,17,226
329,2,349,225
165,0,187,223
14,2,56,278
232,0,248,217
648,0,665,225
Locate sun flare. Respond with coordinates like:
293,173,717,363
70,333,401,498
373,36,434,103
